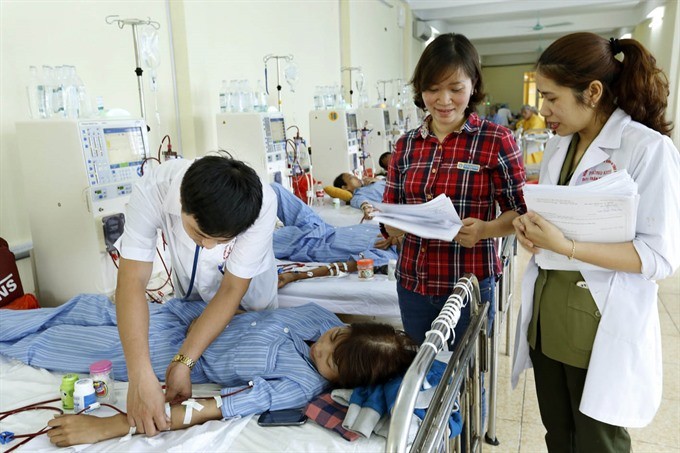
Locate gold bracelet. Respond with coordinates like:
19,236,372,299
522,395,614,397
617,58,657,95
171,353,196,370
568,239,576,260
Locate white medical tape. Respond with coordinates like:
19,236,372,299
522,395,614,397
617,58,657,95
119,426,136,442
424,328,448,346
434,311,456,331
165,402,171,420
430,319,451,335
420,342,438,354
181,398,205,425
458,278,473,305
214,395,223,409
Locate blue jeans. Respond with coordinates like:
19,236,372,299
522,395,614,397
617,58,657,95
397,276,496,432
397,276,496,346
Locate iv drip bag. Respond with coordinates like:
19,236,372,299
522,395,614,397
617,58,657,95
139,25,160,70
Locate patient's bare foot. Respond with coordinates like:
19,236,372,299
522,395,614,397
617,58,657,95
47,413,129,447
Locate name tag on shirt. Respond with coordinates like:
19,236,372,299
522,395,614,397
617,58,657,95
457,162,481,172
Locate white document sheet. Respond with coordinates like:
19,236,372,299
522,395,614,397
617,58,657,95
371,194,462,241
525,171,639,271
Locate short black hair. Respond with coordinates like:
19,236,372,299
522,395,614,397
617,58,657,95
333,173,346,189
378,152,392,170
410,33,485,115
180,153,263,238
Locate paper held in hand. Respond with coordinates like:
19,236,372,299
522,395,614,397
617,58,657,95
524,170,639,271
371,194,462,241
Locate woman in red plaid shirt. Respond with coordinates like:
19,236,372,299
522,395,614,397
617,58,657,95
381,33,526,345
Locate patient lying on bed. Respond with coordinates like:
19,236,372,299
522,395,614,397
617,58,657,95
271,182,398,266
0,294,416,447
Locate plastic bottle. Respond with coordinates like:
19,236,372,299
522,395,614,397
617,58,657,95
52,66,66,117
314,181,325,206
228,79,239,112
64,66,79,118
254,79,267,112
73,378,97,413
41,65,54,117
72,67,91,118
90,359,116,403
60,373,79,410
313,86,324,110
26,66,42,119
219,79,229,113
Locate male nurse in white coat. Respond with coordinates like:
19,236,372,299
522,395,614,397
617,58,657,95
511,33,680,452
114,154,278,436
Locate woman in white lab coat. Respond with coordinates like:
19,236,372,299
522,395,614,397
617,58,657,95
511,32,680,452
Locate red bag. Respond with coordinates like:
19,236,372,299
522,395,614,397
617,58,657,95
0,237,25,308
1,293,40,310
291,174,318,202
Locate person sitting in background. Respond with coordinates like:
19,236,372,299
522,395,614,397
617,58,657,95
496,103,513,127
515,104,546,132
0,294,417,447
333,172,386,217
271,182,398,266
376,151,393,176
486,105,502,125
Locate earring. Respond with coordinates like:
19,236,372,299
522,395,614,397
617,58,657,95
591,103,596,108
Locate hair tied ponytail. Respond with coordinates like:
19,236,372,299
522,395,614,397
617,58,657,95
609,37,622,56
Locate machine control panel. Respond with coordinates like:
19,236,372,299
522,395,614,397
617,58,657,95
79,120,148,206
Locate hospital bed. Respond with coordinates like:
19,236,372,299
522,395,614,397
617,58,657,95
312,199,365,227
0,275,488,453
277,269,400,318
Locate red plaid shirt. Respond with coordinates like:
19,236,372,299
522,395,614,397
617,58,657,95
383,113,526,295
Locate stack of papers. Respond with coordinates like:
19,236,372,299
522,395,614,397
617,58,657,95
525,170,639,271
371,194,462,241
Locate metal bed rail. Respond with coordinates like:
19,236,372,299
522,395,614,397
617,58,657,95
386,274,489,453
485,234,517,446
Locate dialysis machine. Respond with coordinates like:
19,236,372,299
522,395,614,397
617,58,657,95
356,107,391,166
16,119,150,306
308,108,361,186
215,112,291,190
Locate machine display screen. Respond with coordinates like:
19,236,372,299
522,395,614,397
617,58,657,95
104,127,146,165
346,113,358,132
383,110,390,128
270,118,286,144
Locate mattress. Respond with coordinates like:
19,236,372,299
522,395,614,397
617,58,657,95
0,355,385,452
277,271,400,318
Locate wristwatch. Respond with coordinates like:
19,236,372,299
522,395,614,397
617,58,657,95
171,353,196,370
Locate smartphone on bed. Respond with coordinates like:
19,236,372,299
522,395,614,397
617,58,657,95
257,408,308,426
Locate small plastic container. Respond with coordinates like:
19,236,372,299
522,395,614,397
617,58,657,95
60,373,79,410
90,359,116,404
387,259,397,281
73,378,97,413
357,258,374,280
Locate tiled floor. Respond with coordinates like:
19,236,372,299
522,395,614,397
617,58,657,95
485,248,680,452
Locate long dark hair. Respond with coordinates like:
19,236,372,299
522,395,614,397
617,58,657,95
410,33,485,116
537,32,672,136
332,323,417,388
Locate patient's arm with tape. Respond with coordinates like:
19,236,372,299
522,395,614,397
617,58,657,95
46,398,223,448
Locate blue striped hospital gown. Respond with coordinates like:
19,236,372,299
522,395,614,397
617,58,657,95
271,182,397,265
0,294,343,417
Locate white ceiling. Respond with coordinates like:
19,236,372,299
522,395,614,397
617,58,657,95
405,0,667,66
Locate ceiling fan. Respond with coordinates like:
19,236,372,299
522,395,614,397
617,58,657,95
525,14,573,31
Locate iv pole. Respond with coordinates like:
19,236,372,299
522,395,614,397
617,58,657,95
106,15,160,122
263,54,294,112
341,66,361,107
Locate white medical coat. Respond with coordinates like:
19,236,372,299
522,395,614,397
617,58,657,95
511,109,680,427
116,158,278,311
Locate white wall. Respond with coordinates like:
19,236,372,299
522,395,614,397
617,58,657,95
1,0,177,248
0,0,414,259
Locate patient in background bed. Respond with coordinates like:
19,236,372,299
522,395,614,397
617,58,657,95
272,182,399,266
0,294,416,447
